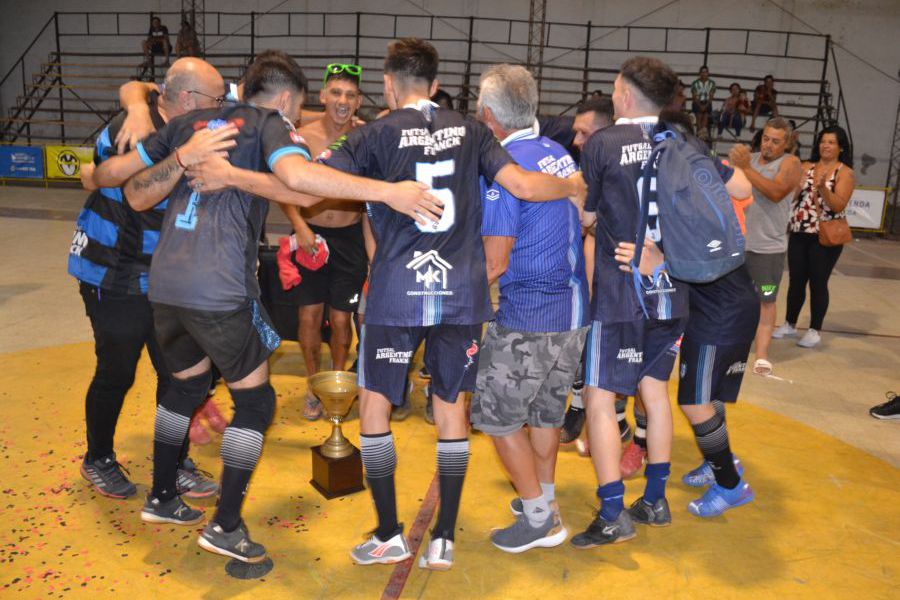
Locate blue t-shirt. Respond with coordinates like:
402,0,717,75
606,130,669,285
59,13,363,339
481,130,588,333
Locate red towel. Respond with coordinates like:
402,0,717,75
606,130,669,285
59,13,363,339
294,235,329,271
277,236,302,290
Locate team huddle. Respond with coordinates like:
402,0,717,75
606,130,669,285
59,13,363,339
70,38,761,569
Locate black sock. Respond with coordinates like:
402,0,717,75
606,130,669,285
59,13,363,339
433,438,469,541
633,407,648,450
712,400,726,420
360,432,399,540
215,465,253,532
615,396,631,441
152,405,192,501
691,412,740,489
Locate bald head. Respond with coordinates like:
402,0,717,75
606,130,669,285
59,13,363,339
163,58,225,117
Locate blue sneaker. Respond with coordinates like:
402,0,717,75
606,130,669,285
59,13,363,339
687,481,755,517
682,456,743,488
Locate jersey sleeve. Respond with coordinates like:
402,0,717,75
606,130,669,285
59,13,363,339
480,177,520,238
474,121,512,184
260,111,311,172
318,127,369,176
581,134,605,213
134,122,175,168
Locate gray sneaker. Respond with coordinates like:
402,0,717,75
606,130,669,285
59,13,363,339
176,457,219,499
80,454,136,499
198,520,267,563
140,495,204,525
491,511,568,554
570,510,636,549
626,496,672,527
350,530,412,565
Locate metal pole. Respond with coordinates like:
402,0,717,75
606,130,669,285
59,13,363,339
582,21,591,100
703,27,710,66
460,16,475,113
250,11,255,61
55,12,65,144
814,35,830,141
354,12,361,65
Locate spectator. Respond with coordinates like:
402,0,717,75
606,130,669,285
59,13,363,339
432,89,454,110
750,74,778,131
142,17,171,67
690,66,716,140
176,19,201,58
775,126,855,348
718,82,750,137
590,89,604,100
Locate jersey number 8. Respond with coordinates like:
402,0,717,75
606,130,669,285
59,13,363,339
415,160,456,233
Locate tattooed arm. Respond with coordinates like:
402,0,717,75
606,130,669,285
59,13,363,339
124,153,184,210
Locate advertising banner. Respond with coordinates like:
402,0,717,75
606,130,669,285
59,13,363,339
45,145,93,179
0,145,44,179
846,187,888,232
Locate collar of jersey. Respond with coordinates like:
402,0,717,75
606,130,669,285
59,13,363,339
501,128,538,147
402,99,439,111
615,116,659,125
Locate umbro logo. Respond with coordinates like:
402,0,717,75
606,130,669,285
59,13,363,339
485,188,501,201
707,240,723,253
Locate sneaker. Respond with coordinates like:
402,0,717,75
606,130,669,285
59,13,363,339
559,406,586,444
176,457,219,499
417,365,431,380
424,382,434,425
870,392,900,420
198,520,267,563
304,390,323,421
797,328,821,348
351,530,412,565
626,496,671,527
201,399,228,434
189,416,212,445
772,323,797,339
418,537,454,570
80,454,137,499
688,481,755,518
619,441,647,479
391,380,414,421
682,456,744,488
140,495,204,525
491,512,567,553
570,510,636,549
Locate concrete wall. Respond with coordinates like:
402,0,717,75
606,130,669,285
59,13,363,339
1,0,898,185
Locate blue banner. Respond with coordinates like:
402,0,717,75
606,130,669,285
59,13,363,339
0,145,44,179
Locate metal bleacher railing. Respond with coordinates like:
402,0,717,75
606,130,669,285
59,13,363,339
1,10,851,155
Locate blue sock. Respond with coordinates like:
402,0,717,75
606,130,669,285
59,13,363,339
643,462,671,504
597,480,625,521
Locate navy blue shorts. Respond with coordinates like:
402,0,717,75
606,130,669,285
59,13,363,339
358,323,483,407
584,318,686,396
677,336,751,405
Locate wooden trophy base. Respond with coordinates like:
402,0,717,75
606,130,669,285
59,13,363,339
310,444,365,499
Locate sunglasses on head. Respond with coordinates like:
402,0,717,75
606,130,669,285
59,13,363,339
324,63,362,84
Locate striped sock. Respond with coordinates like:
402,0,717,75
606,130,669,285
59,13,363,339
433,438,469,541
692,413,739,489
215,426,264,532
360,432,399,540
643,462,671,504
615,397,632,441
597,480,625,521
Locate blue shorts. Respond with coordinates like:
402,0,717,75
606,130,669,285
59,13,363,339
358,323,483,407
584,318,686,396
677,336,751,405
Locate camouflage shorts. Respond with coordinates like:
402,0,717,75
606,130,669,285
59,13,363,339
470,322,589,436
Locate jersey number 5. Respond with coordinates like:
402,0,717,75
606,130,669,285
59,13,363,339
415,160,456,233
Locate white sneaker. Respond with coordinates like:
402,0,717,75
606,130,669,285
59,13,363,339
772,323,797,339
418,537,454,571
797,329,821,348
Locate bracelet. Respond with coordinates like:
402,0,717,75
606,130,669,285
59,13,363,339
174,147,187,170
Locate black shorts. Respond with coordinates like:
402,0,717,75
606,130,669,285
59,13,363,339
288,221,367,313
152,299,281,383
677,336,751,405
358,323,483,407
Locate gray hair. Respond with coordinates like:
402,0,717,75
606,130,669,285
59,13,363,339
478,64,538,130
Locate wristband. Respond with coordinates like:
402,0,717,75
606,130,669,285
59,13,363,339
174,147,187,170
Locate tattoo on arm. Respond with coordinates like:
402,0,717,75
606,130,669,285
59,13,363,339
131,154,182,192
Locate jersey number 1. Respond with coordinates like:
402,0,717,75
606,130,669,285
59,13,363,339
175,191,200,231
415,160,456,233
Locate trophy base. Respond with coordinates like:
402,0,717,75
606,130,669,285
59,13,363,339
310,444,365,499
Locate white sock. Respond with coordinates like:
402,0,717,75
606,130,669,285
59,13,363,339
522,494,550,527
540,481,556,503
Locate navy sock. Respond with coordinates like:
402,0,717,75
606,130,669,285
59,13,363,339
597,480,625,521
643,462,671,504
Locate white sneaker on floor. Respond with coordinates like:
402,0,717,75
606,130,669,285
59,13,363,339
797,329,821,348
418,537,454,570
772,323,797,339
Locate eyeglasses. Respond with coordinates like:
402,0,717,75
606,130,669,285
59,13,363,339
188,90,227,106
324,63,362,84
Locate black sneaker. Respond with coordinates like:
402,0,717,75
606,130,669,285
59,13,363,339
626,496,671,527
570,510,636,549
424,382,434,425
176,457,219,499
560,406,585,444
198,520,267,563
141,495,205,525
870,392,900,420
80,453,137,499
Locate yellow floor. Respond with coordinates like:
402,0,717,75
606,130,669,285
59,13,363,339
0,341,897,599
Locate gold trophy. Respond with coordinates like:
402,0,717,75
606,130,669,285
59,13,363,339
308,371,365,498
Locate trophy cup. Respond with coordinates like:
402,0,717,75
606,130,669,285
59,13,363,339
308,371,365,499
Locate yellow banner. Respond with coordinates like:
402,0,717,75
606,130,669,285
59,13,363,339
45,145,93,179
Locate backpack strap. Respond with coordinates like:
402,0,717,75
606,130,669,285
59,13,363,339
632,140,668,318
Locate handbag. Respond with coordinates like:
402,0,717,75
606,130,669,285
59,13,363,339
814,169,852,247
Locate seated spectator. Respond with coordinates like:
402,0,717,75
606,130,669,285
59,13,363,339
750,74,779,131
691,65,716,139
176,19,201,58
142,17,171,66
668,79,688,113
718,82,751,137
431,89,454,110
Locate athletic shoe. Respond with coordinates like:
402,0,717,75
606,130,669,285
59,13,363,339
797,328,821,348
688,481,755,518
418,537,454,570
417,365,431,380
80,454,137,499
682,456,744,488
351,530,412,565
140,495,204,525
176,457,219,499
772,322,797,339
619,441,647,479
626,496,671,527
201,399,228,434
391,380,414,421
304,390,323,421
491,512,567,553
189,416,212,445
559,406,586,444
570,510,636,549
198,520,267,563
424,382,434,425
870,392,900,420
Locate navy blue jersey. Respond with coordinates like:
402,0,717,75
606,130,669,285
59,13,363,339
137,104,311,310
481,129,588,333
321,101,512,326
685,265,759,345
537,115,577,158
